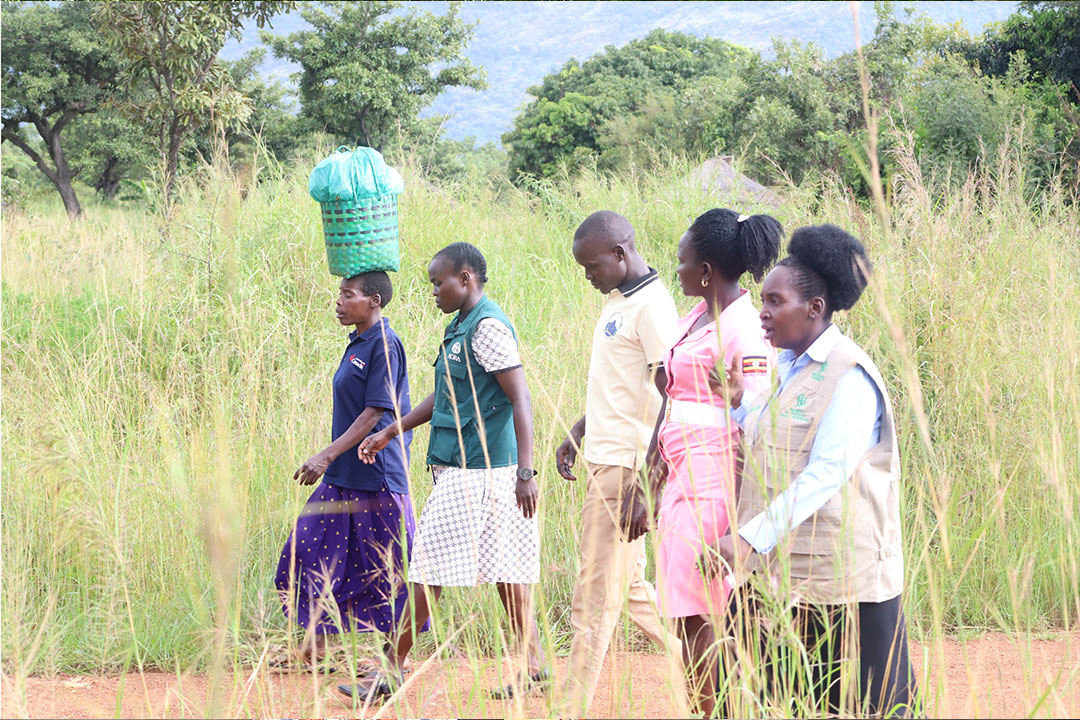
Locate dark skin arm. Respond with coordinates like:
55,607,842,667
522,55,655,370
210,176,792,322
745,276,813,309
624,365,668,541
358,392,435,461
492,366,538,519
362,372,537,518
699,533,755,580
296,406,386,485
555,414,586,481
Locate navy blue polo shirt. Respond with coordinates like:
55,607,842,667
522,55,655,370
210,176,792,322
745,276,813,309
322,317,412,494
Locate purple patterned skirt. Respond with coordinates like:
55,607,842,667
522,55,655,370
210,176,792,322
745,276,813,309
275,482,428,635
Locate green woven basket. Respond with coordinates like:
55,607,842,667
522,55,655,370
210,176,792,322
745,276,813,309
320,195,400,276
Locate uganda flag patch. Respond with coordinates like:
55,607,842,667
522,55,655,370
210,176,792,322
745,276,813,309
743,356,768,375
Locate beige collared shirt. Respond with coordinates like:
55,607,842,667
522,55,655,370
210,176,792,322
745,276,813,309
583,269,680,469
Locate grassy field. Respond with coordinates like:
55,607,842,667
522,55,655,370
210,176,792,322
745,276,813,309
2,134,1078,716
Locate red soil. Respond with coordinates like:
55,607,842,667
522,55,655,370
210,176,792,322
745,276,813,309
3,633,1078,718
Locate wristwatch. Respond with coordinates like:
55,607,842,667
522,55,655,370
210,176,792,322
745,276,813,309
516,467,536,482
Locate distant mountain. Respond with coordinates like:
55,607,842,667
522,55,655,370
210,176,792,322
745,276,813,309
221,1,1018,145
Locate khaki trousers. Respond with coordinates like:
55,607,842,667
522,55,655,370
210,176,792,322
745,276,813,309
561,462,679,714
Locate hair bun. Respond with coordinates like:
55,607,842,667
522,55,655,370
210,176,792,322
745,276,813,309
787,224,870,311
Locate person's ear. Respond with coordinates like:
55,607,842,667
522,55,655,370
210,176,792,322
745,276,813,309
612,244,626,262
701,262,713,286
369,293,381,308
459,270,471,287
807,296,826,319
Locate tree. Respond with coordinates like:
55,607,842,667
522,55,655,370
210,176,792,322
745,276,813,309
1,2,122,217
96,1,293,201
186,49,309,168
963,1,1080,88
505,92,610,179
222,49,308,164
66,110,156,200
502,29,749,179
264,1,486,150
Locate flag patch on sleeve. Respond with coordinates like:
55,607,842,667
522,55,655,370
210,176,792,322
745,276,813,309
742,356,768,374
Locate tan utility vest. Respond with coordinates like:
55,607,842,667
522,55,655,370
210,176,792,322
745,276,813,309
737,333,904,604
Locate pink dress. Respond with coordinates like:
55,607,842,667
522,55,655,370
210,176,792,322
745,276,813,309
656,292,775,618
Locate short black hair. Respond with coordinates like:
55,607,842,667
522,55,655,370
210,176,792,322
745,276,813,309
344,270,393,308
433,242,489,286
686,208,783,283
574,210,635,247
777,224,870,317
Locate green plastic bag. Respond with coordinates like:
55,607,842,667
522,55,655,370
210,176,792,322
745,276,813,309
308,146,404,202
309,146,404,276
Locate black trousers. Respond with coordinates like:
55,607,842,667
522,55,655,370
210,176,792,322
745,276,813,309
720,586,921,718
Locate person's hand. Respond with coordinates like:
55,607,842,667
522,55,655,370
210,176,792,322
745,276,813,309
515,475,539,519
646,455,667,502
555,435,579,481
698,533,755,580
621,485,650,542
358,428,392,464
709,353,744,410
294,451,332,485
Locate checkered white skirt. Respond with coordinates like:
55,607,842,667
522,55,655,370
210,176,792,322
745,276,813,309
408,464,540,586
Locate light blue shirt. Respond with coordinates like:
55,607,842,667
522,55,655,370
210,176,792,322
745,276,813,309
738,324,883,555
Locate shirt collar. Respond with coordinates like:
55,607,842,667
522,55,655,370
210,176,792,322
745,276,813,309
777,323,842,365
614,267,658,298
449,293,488,331
689,289,750,328
348,317,387,344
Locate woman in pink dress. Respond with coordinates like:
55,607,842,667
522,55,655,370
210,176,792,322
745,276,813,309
625,208,782,714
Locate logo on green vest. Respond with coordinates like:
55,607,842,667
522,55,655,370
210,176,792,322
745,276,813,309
447,341,463,363
780,393,810,421
811,361,828,381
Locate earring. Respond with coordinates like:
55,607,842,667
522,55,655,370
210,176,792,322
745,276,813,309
701,277,709,288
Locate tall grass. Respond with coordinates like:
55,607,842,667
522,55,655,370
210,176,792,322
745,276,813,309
1,130,1077,717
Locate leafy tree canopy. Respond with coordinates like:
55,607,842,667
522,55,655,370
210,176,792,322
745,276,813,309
1,1,122,216
97,1,294,201
185,48,307,168
964,0,1080,88
264,1,486,150
503,28,750,179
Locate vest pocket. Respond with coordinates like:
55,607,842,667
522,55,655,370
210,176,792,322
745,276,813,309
760,389,824,455
429,409,473,465
788,512,843,554
446,358,468,380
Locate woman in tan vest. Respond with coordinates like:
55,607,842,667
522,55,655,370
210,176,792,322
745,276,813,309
704,224,920,718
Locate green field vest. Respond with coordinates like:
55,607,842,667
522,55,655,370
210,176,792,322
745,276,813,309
427,294,519,469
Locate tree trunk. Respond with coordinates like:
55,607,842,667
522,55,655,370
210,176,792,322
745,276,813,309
42,116,83,218
95,156,122,200
3,116,84,218
358,107,373,149
55,177,83,217
165,133,181,203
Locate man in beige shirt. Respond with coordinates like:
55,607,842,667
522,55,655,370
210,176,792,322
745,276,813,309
555,211,681,714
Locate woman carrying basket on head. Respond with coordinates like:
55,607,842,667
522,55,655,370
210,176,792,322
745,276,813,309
339,242,548,702
274,270,425,672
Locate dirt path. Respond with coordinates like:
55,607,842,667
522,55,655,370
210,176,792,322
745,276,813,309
3,633,1078,718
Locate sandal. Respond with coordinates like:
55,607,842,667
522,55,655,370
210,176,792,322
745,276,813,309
337,671,404,701
489,668,551,699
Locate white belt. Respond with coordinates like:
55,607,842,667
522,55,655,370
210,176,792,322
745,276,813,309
667,399,730,428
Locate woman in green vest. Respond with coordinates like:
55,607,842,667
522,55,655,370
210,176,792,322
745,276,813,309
339,242,548,701
705,225,920,717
